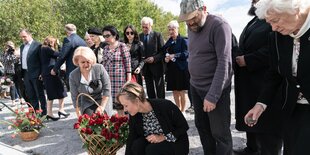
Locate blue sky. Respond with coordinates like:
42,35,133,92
152,0,253,39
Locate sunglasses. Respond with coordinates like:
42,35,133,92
102,34,112,38
126,32,134,36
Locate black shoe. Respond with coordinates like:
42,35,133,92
46,115,60,121
233,147,258,155
58,111,70,118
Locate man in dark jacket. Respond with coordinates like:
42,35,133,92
51,24,87,90
139,17,165,99
19,29,47,115
233,0,283,154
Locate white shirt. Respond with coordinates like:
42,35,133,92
21,40,33,70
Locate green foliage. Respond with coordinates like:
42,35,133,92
0,0,186,49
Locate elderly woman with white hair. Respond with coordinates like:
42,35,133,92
69,47,112,117
163,20,190,112
244,0,310,154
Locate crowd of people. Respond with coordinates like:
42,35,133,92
1,0,310,154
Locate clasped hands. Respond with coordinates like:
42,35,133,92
146,134,165,143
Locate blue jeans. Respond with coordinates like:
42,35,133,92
190,85,232,155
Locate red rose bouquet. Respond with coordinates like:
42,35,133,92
74,112,129,155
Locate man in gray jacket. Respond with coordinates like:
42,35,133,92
179,0,233,154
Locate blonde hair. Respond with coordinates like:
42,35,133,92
116,82,146,104
72,47,97,66
43,36,57,50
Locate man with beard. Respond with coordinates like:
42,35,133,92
179,0,233,154
233,0,283,154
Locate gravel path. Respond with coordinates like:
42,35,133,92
0,89,246,155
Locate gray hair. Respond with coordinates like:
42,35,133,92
167,20,179,29
65,23,77,34
255,0,310,19
141,17,153,26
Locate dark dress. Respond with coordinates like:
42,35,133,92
40,47,67,100
163,35,189,91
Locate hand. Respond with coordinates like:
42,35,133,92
95,106,104,114
134,67,141,74
169,54,175,60
164,56,170,63
236,55,246,67
146,134,165,143
50,69,56,76
203,99,216,112
244,104,265,127
145,57,154,63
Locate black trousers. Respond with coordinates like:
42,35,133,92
23,70,47,115
246,132,282,155
283,104,310,155
130,137,174,155
191,85,232,155
144,74,165,99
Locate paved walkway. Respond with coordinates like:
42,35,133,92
0,89,246,155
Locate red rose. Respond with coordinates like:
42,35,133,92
110,115,118,123
103,114,109,120
78,115,83,122
85,128,93,134
101,128,108,136
81,128,87,133
112,133,119,140
83,114,90,120
88,119,95,126
73,123,80,129
95,118,104,125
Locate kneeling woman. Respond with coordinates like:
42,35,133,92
116,82,189,155
69,47,113,117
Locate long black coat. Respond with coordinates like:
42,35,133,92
234,17,282,132
125,99,189,155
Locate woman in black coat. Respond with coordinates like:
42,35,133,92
245,0,310,154
40,36,68,120
233,1,282,154
123,25,145,85
116,82,189,155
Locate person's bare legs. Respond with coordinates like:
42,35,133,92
47,100,55,116
173,91,181,110
180,90,186,112
58,98,67,113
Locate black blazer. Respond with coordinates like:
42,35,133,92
139,31,165,76
258,29,310,116
53,33,87,77
234,17,282,132
20,40,42,78
125,99,189,155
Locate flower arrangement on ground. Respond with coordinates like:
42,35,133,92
74,112,129,155
0,102,46,139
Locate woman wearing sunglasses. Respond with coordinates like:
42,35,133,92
101,25,131,114
123,25,145,85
